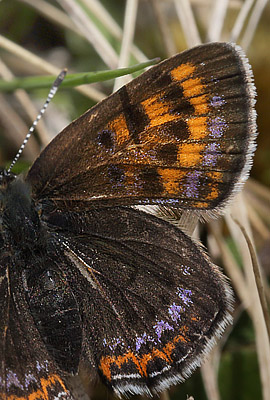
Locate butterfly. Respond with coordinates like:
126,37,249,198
0,42,256,398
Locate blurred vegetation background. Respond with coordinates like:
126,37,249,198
0,1,269,400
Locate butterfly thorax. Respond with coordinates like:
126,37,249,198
0,171,43,252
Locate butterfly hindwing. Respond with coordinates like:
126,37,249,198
44,206,232,396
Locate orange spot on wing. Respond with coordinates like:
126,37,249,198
178,143,205,168
181,77,205,97
193,202,209,208
116,351,144,375
99,329,190,382
139,353,154,376
162,342,176,361
206,187,219,200
171,64,209,115
189,94,209,114
187,117,208,140
99,356,113,381
28,389,45,400
157,168,186,195
170,63,195,81
205,171,223,201
99,351,144,381
181,78,209,115
108,114,129,146
207,171,223,181
174,326,189,344
3,374,68,400
139,348,172,376
142,95,176,128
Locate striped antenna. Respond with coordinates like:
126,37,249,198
7,69,67,174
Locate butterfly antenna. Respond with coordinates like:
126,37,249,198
7,69,67,174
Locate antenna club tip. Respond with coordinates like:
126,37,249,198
55,69,68,87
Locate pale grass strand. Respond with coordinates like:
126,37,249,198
19,0,147,63
226,193,270,400
231,216,270,340
208,220,250,308
159,390,170,400
246,195,270,225
18,0,79,34
0,58,51,146
241,0,269,50
244,190,270,225
190,0,242,7
151,0,178,56
0,94,40,161
113,0,139,91
81,0,148,62
0,35,106,102
246,179,270,203
81,0,122,38
174,0,202,47
230,0,255,42
56,0,119,68
201,357,220,400
207,0,230,41
246,202,270,241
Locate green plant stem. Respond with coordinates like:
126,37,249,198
0,58,159,92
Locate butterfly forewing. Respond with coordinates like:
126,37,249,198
26,42,256,215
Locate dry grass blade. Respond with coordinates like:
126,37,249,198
241,0,269,49
18,0,80,34
246,202,270,241
208,220,250,307
226,194,270,400
56,0,119,68
20,0,147,64
0,35,60,74
159,390,170,400
244,183,270,225
231,216,270,340
150,0,178,57
0,35,106,102
113,0,139,91
201,357,220,400
0,93,40,161
82,0,123,39
0,58,51,146
190,0,243,7
173,0,202,47
230,0,255,42
246,178,270,203
82,0,148,62
207,0,229,41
